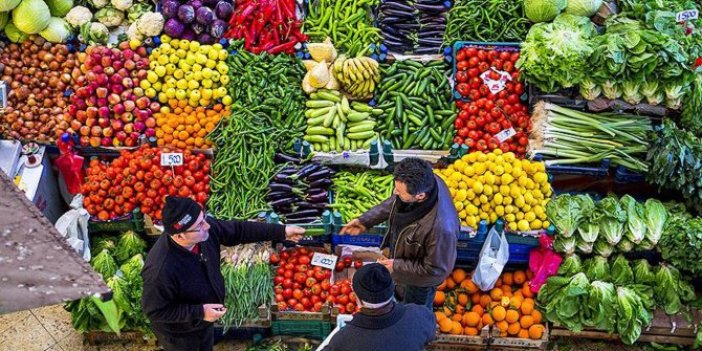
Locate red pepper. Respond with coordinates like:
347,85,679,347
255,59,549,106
238,2,258,25
268,40,297,55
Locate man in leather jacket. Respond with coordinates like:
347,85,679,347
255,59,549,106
340,158,459,308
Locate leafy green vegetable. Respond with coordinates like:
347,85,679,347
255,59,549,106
39,17,71,43
576,195,599,243
90,249,118,279
586,280,616,331
597,196,626,245
544,273,590,332
680,74,702,137
610,254,634,285
92,237,117,255
547,194,586,238
576,239,594,254
12,0,51,34
583,256,610,282
621,195,646,244
632,259,655,285
4,22,26,42
554,235,577,255
114,231,147,264
643,198,667,246
594,239,615,258
564,0,602,17
0,0,20,11
616,286,652,345
659,215,702,279
524,0,566,22
616,238,634,252
558,254,583,276
655,264,683,315
44,0,73,17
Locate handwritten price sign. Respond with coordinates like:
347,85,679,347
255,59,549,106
160,153,183,167
311,252,338,270
677,9,699,22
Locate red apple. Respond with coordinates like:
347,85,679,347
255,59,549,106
115,131,127,142
136,97,150,109
98,117,109,128
89,137,101,147
90,126,102,137
96,87,109,99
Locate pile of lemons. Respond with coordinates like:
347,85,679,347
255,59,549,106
436,150,552,232
142,35,232,107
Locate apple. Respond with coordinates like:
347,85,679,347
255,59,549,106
98,106,110,119
98,117,110,128
111,119,123,131
96,87,109,99
101,137,112,146
79,125,90,136
136,97,150,109
89,137,101,147
90,126,102,137
102,127,113,138
123,123,134,133
115,131,127,142
123,100,135,112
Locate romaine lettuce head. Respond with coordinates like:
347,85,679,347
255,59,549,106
558,254,583,276
621,195,646,244
90,249,118,279
583,256,611,282
643,198,667,246
610,254,634,285
597,196,626,245
554,235,577,255
586,280,616,331
594,239,615,258
115,230,147,264
632,259,656,285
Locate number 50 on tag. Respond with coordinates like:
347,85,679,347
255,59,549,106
161,153,183,166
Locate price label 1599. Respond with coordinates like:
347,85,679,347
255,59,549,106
160,153,183,166
677,9,699,22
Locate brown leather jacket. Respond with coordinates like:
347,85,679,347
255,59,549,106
359,175,458,287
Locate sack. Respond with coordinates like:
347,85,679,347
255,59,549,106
528,234,562,293
472,224,509,291
54,194,91,261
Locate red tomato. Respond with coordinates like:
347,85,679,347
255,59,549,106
456,50,466,61
456,61,470,71
299,256,311,265
274,276,284,285
467,68,480,78
469,77,482,89
340,285,351,295
296,264,308,273
313,302,324,312
336,294,349,305
478,61,490,72
346,303,356,313
283,278,293,289
454,118,465,130
456,83,470,97
306,277,317,288
277,301,288,310
321,279,330,291
335,262,345,272
477,50,487,61
458,128,469,138
275,294,284,302
464,138,476,148
294,303,305,312
456,71,469,83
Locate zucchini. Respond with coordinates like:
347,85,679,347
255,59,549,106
347,122,376,133
304,135,330,143
347,112,370,122
347,131,376,140
306,100,334,108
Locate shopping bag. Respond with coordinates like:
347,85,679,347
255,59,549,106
472,224,509,291
528,234,562,293
54,194,91,261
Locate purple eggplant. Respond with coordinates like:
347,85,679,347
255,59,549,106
161,0,179,18
286,209,324,219
196,6,214,24
266,191,295,201
291,163,321,179
269,196,298,207
306,168,333,182
202,0,218,6
164,18,185,37
274,152,301,164
215,1,234,19
308,178,332,189
209,19,228,38
306,191,329,203
296,201,328,210
177,4,195,23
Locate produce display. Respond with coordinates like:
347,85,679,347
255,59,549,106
221,243,274,329
81,145,210,221
303,90,381,152
303,0,380,56
332,55,381,98
377,0,449,54
66,42,157,147
434,268,546,339
268,161,333,224
375,59,455,150
547,194,668,256
271,247,333,312
159,0,232,43
66,231,149,334
529,102,652,172
223,0,306,54
658,208,702,280
145,36,231,107
437,150,551,231
154,102,228,149
329,171,394,223
444,0,529,43
0,38,75,142
452,46,529,155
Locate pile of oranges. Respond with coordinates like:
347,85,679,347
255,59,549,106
154,100,229,149
434,268,545,340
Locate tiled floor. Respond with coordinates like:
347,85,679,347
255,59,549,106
0,305,249,351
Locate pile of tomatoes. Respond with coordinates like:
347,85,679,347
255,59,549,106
271,248,362,314
453,47,530,156
81,145,210,221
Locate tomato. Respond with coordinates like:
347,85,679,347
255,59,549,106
518,136,528,146
301,297,312,309
184,176,196,187
507,94,520,105
139,158,152,170
488,50,499,61
306,277,317,288
457,110,468,121
346,302,356,313
178,187,191,197
479,85,491,97
511,71,520,81
470,57,482,68
270,253,280,265
514,83,525,95
456,83,470,97
299,256,311,265
314,270,326,281
187,160,200,172
287,298,297,307
343,256,353,267
454,118,465,130
293,289,304,300
476,139,488,151
458,127,469,138
284,263,295,271
134,182,145,192
456,60,470,71
336,294,349,305
489,70,501,80
313,302,324,312
294,303,305,312
329,285,340,296
321,279,331,291
277,301,288,310
464,138,476,148
477,50,487,61
475,116,486,127
465,47,478,57
510,52,520,63
340,284,351,295
306,269,315,278
274,275,285,285
468,89,481,101
478,61,490,72
455,71,469,83
503,61,514,72
456,50,466,62
467,68,480,78
296,264,308,273
294,273,307,284
335,262,345,272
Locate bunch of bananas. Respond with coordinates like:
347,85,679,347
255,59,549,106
333,55,380,98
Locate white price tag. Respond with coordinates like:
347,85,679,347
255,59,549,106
480,68,512,94
677,9,698,22
160,153,183,166
342,151,350,159
311,252,338,271
495,128,517,143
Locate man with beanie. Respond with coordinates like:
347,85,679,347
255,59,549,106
321,263,436,351
340,157,458,308
142,196,306,351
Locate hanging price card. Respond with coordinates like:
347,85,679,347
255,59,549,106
160,153,183,166
495,128,517,143
677,9,699,22
311,252,338,270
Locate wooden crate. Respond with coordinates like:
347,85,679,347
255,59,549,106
426,326,490,350
550,309,702,346
85,331,157,346
488,324,549,350
259,302,332,322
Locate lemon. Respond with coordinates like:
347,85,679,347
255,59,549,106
455,201,464,211
508,222,518,231
160,43,172,53
477,153,487,162
218,49,228,61
479,195,489,204
473,198,481,207
185,53,196,65
517,220,530,232
147,71,159,83
464,165,475,176
202,79,213,88
201,89,213,100
160,34,171,43
467,152,478,162
466,217,477,229
505,205,515,214
216,87,228,98
474,162,487,175
481,203,490,212
129,39,141,50
503,163,512,175
449,188,456,197
479,212,489,220
158,92,168,103
524,192,535,205
495,205,505,216
199,45,211,54
533,205,544,218
494,193,504,205
484,172,496,185
473,181,484,194
458,181,467,190
526,179,536,190
466,190,476,200
467,204,479,216
531,219,542,230
450,172,462,182
515,196,525,208
522,204,532,212
494,165,505,176
455,189,467,202
510,184,521,198
192,71,203,81
139,80,151,89
505,213,516,222
489,213,498,223
196,53,208,65
525,212,536,222
500,185,510,196
503,196,513,205
534,172,548,184
189,40,200,52
483,185,493,197
458,210,467,219
205,60,217,69
501,173,514,185
516,212,525,221
542,221,551,229
207,49,219,61
455,160,466,170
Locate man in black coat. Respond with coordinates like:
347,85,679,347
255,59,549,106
321,263,436,351
141,196,305,351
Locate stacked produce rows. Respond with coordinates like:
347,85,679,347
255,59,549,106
0,0,701,347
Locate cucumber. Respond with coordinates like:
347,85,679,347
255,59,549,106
347,123,376,133
307,100,334,108
347,131,375,140
307,106,333,118
341,96,352,114
371,108,384,116
304,135,329,143
322,106,338,127
307,126,335,135
307,115,326,126
317,91,341,102
351,101,373,112
336,103,347,122
347,112,370,122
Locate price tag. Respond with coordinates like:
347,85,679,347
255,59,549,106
342,151,350,160
160,153,183,166
495,128,517,143
677,9,699,22
480,68,512,94
311,252,338,270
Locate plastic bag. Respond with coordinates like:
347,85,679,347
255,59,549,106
472,223,509,291
54,134,84,195
528,234,562,293
54,194,91,261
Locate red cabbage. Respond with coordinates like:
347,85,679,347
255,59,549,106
214,1,233,20
188,0,203,9
181,28,196,40
161,0,179,18
164,18,185,37
192,22,205,34
177,4,195,23
209,19,226,38
195,6,214,24
197,32,213,44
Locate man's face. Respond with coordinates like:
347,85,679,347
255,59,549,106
394,181,426,203
173,211,210,245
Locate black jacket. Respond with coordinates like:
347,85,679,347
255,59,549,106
141,217,285,335
322,303,436,351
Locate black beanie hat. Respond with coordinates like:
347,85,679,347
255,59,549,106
162,196,202,235
352,263,394,304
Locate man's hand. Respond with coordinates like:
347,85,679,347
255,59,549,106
340,219,367,236
377,258,394,273
285,225,305,242
203,304,227,322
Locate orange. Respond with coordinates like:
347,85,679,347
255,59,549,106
507,322,521,335
518,329,530,339
458,293,470,307
502,272,514,286
513,271,526,285
463,312,481,327
492,306,506,322
471,293,481,305
528,324,544,340
495,278,503,288
439,318,453,333
522,284,534,298
445,277,457,290
510,296,523,310
452,313,463,322
464,327,479,336
479,295,492,308
531,310,543,324
437,279,447,291
502,284,512,295
435,311,447,322
520,315,534,329
505,309,520,324
461,279,479,294
454,305,465,315
442,306,453,317
482,313,494,326
452,269,467,284
513,290,524,299
450,321,463,335
521,299,534,315
471,304,484,316
490,288,503,301
495,320,509,332
434,291,446,306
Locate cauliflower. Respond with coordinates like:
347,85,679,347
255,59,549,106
65,6,93,27
110,0,131,11
135,11,163,36
89,0,108,8
127,2,152,22
126,21,143,40
80,22,108,44
95,7,124,27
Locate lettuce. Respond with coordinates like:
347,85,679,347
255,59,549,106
655,264,683,315
115,230,147,264
583,256,610,282
586,281,616,331
90,249,118,279
610,254,634,285
594,239,615,258
632,259,655,285
545,273,590,332
524,0,566,22
621,195,646,244
616,286,652,345
547,194,586,238
564,0,602,17
597,196,626,245
577,196,600,244
643,199,667,246
579,78,602,100
616,238,634,252
558,254,583,276
554,235,577,255
576,239,594,254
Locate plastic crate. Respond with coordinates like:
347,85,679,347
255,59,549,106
452,42,521,100
614,165,645,184
265,211,333,246
532,154,611,178
88,208,145,233
271,320,332,340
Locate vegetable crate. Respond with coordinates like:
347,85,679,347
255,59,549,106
85,330,156,346
488,324,549,350
265,210,334,246
531,154,611,178
261,302,333,322
427,326,490,350
451,42,521,101
271,319,333,340
88,208,145,233
331,211,386,247
550,309,702,346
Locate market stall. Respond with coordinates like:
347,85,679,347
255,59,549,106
0,0,701,349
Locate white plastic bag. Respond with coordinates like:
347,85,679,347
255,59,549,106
54,194,91,262
472,223,509,291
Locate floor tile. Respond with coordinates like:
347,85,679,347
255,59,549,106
0,310,31,334
32,305,74,341
0,314,57,351
57,331,85,351
44,343,65,351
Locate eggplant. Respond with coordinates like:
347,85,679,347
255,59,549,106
286,209,324,219
308,178,332,188
269,197,299,207
274,152,301,164
416,0,444,4
418,30,445,38
414,3,446,11
414,47,442,55
382,31,408,43
418,38,444,45
306,168,334,182
285,217,323,224
382,8,417,17
296,201,329,210
269,182,295,193
306,192,329,203
292,163,321,179
393,22,421,29
380,1,415,12
266,191,295,201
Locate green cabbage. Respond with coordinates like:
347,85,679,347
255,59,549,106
45,0,72,16
643,199,667,246
586,281,616,331
632,259,655,285
583,256,610,281
39,17,70,42
564,0,602,17
114,230,147,264
4,22,25,42
524,0,566,22
558,254,583,276
610,254,633,285
12,0,51,34
90,249,118,279
0,0,20,11
127,1,150,22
